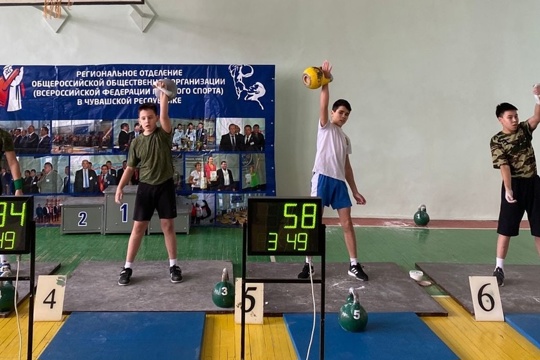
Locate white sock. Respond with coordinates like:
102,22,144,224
0,255,8,264
305,256,312,264
124,262,132,269
169,259,177,267
350,258,358,266
496,258,504,270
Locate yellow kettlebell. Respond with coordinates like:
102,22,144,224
302,66,333,89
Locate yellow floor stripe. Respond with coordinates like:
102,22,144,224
423,296,540,360
202,314,297,360
0,300,66,360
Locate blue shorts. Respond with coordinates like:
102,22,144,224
311,173,352,210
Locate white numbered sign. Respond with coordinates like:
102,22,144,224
34,275,67,322
469,276,504,321
234,278,264,324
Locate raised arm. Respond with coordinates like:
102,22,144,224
5,150,22,196
157,81,172,133
527,84,540,131
319,60,332,127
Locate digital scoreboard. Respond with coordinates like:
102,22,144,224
0,196,34,254
247,197,323,256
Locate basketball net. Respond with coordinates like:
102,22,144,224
43,0,73,18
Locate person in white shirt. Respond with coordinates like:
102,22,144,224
188,162,203,191
298,60,368,282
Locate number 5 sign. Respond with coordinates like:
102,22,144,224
34,275,67,321
468,276,504,321
234,279,264,324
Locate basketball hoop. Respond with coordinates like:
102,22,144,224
43,0,72,18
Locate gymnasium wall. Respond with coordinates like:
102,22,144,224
2,0,539,220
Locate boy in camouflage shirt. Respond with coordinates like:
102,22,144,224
490,85,540,286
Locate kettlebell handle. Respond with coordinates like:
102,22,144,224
221,268,229,282
348,287,359,304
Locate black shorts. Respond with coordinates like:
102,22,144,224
133,178,177,221
497,175,540,237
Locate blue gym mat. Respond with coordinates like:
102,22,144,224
506,313,540,349
284,312,457,360
39,311,205,360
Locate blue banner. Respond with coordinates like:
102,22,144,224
0,64,276,227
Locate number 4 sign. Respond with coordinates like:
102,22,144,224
468,276,504,321
34,275,67,321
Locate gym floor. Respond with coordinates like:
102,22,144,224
0,221,539,359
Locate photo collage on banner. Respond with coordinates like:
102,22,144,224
0,64,275,227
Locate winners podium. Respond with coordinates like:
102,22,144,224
61,185,190,235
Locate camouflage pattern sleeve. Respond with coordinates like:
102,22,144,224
0,128,15,152
490,122,537,177
490,135,507,169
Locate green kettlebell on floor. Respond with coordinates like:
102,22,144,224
212,268,235,308
0,277,16,313
413,204,430,226
338,287,368,332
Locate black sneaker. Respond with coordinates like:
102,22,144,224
118,267,132,286
170,265,183,283
493,267,504,287
297,263,314,279
348,263,369,281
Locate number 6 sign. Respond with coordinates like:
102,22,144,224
468,276,504,321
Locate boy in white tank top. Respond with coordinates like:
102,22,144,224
298,60,369,281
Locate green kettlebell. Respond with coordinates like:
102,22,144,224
413,204,430,226
0,280,16,313
212,268,235,308
338,287,368,332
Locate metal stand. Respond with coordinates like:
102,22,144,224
240,224,326,360
3,221,36,360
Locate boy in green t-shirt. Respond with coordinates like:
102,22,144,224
115,82,181,286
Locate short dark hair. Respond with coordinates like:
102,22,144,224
332,99,352,112
138,102,158,115
496,103,518,118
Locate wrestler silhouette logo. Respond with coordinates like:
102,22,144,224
0,65,25,112
228,64,266,110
